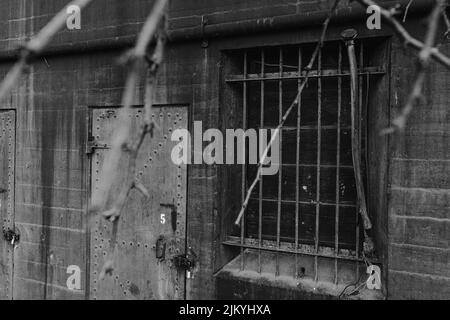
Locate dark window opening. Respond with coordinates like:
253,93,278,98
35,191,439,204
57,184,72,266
222,38,388,282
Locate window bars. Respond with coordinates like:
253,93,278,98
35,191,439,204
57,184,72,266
224,39,385,282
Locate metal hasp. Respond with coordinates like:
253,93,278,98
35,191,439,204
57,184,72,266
172,248,197,272
341,29,374,255
86,136,109,155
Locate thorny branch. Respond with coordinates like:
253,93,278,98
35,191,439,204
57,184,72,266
234,0,341,226
0,0,95,103
378,0,447,134
92,0,169,278
355,0,450,70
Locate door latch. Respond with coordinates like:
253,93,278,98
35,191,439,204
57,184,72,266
3,227,20,245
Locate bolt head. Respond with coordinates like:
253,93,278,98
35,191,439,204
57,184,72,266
341,29,358,41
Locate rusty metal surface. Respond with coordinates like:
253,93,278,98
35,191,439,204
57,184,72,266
88,106,188,300
0,110,16,300
168,0,431,41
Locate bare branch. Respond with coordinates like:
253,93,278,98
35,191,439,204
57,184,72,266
95,0,169,278
234,0,341,226
90,0,168,215
0,0,95,103
382,0,445,134
134,181,150,198
355,0,450,70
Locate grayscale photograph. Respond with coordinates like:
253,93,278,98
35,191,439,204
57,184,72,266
0,0,448,306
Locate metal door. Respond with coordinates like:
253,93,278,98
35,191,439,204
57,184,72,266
88,106,188,300
0,110,16,300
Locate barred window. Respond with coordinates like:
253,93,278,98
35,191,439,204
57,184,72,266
223,39,387,281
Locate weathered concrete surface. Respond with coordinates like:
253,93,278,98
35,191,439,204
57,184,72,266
0,0,448,300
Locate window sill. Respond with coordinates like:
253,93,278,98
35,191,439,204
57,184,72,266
215,249,384,300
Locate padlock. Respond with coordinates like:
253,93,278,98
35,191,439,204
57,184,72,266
366,265,382,290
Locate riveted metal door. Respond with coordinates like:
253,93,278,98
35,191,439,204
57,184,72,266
0,110,15,300
88,106,188,300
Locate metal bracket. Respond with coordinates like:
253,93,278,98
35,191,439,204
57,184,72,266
86,136,110,155
201,15,209,48
160,202,178,232
341,28,358,43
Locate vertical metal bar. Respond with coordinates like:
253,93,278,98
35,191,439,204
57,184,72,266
240,51,248,271
355,42,364,280
295,47,302,279
314,48,322,282
258,50,265,274
334,43,342,285
276,48,283,277
365,71,370,199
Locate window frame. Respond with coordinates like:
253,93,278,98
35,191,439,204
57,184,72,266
218,35,391,284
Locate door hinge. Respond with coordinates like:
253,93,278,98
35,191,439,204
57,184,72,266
86,136,110,155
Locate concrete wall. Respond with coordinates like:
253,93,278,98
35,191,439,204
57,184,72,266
0,0,448,299
387,28,450,299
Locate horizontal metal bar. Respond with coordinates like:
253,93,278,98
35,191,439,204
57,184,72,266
277,163,354,169
248,197,357,208
0,0,432,63
169,0,431,41
259,125,352,131
226,67,385,83
223,236,379,263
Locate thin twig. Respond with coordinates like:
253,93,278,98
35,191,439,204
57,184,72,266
0,0,95,103
403,0,414,22
381,0,445,134
95,0,169,278
234,0,341,225
355,0,450,70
